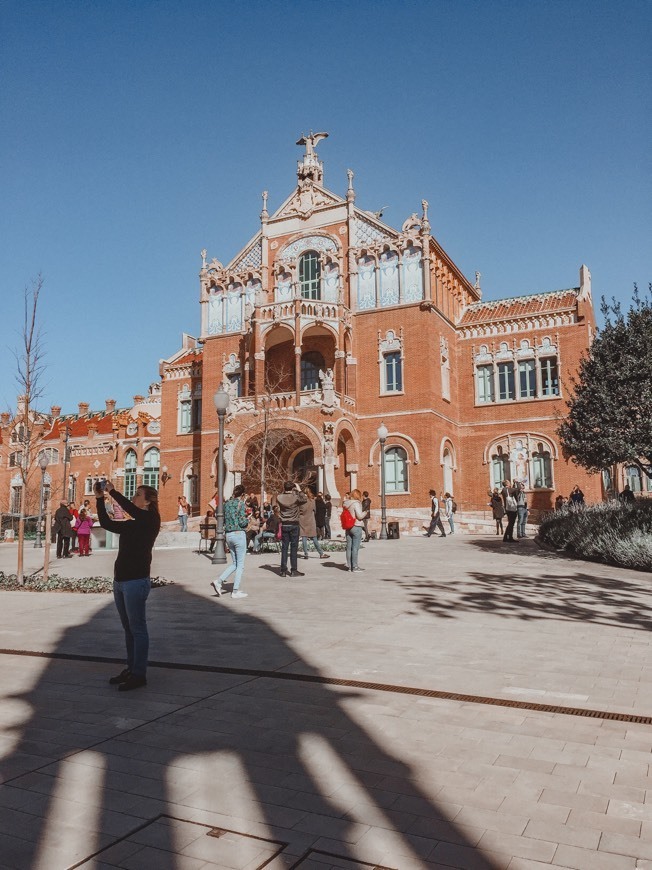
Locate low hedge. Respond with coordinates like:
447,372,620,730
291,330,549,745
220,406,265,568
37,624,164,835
0,573,173,593
537,500,652,571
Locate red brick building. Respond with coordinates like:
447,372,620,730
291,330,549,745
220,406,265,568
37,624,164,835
156,134,608,527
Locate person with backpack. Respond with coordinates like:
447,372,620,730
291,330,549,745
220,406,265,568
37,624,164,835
444,492,455,535
275,481,308,577
341,488,366,572
424,489,446,538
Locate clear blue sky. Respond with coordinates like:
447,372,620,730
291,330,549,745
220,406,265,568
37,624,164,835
1,0,650,414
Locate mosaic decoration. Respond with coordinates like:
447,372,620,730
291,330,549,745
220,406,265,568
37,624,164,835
207,296,223,335
357,255,376,309
402,245,423,302
323,262,339,302
379,250,399,307
279,235,337,262
231,238,262,271
276,272,292,302
354,216,393,247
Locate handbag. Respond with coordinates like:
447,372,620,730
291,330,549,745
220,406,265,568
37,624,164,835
506,494,517,511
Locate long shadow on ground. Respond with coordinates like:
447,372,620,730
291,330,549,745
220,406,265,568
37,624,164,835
0,584,499,869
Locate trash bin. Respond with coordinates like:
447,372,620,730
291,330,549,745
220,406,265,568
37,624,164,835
387,521,400,539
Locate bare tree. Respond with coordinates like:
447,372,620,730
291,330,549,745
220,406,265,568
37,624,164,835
239,361,314,501
12,275,47,584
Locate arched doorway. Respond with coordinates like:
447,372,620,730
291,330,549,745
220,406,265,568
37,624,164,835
291,447,317,492
240,428,315,499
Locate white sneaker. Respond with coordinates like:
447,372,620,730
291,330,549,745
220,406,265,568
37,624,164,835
211,580,223,596
351,567,365,573
231,590,248,599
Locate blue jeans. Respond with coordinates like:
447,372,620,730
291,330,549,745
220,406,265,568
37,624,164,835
219,530,247,590
281,524,300,572
113,578,150,678
254,530,276,551
447,514,455,534
517,505,528,537
346,525,363,569
302,535,324,557
178,514,188,532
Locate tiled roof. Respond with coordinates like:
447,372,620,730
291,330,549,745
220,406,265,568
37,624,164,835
165,350,203,368
458,288,579,327
42,411,126,441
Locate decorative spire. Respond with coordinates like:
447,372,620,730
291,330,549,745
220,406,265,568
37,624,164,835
346,168,355,203
475,271,482,291
296,131,329,184
421,199,430,234
261,190,268,220
200,249,207,269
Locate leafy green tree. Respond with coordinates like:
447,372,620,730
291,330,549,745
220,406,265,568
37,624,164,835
558,285,652,483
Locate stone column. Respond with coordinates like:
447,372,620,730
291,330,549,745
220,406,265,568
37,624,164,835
294,345,302,406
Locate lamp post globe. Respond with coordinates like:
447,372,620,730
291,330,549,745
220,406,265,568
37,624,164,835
34,452,49,548
211,386,231,565
377,422,388,540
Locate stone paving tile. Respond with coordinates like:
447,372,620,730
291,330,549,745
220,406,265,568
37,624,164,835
566,808,641,836
477,830,557,863
524,818,600,849
554,842,638,868
599,832,652,860
539,788,609,813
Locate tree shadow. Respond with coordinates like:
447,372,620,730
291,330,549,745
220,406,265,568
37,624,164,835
383,562,652,632
0,584,500,869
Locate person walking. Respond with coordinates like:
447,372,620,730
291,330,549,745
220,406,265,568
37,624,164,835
177,496,189,531
275,481,307,577
489,488,505,535
323,494,332,539
361,491,372,541
424,490,446,538
502,481,519,543
53,500,74,558
95,480,161,692
342,489,366,572
75,509,94,556
300,489,328,560
444,492,455,535
211,484,249,598
516,482,528,538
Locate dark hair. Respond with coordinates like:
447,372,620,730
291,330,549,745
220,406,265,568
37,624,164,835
139,486,159,514
232,484,246,498
283,480,295,492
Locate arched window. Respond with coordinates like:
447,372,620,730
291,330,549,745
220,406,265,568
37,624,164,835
301,351,325,391
532,442,552,489
491,446,510,489
299,251,321,300
626,465,643,493
37,447,59,465
143,448,160,489
385,446,408,493
124,450,137,499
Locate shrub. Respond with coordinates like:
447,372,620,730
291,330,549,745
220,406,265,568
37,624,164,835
537,500,652,571
0,573,173,593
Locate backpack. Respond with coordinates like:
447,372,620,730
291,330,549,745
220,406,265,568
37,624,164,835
340,507,356,530
451,499,458,514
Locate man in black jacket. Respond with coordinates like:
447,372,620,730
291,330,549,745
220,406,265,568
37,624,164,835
53,501,74,558
274,481,307,577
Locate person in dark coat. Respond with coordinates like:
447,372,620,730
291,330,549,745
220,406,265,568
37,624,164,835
619,484,636,504
488,488,505,535
502,481,519,543
53,501,74,558
314,493,327,539
323,494,332,539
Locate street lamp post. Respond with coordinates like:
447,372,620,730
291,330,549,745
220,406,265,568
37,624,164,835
211,386,230,565
377,422,388,540
34,452,49,548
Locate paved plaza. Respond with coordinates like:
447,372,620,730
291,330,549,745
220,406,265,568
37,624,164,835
1,533,652,869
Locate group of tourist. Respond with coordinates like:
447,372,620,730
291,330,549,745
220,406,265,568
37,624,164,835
52,498,98,558
208,483,376,598
423,490,456,538
488,480,529,542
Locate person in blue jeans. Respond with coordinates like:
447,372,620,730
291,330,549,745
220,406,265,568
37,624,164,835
516,482,528,538
342,489,366,572
95,481,161,692
211,484,249,599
